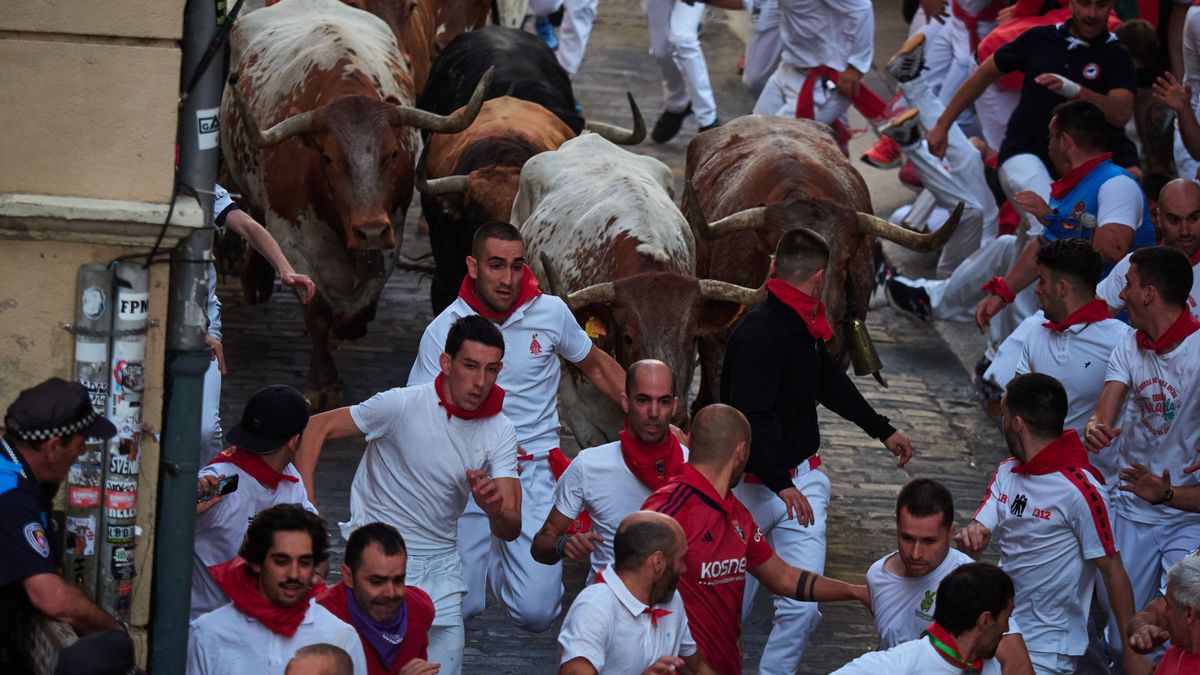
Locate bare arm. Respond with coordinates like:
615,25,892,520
976,238,1041,331
1076,86,1135,128
1119,463,1200,513
24,573,123,634
1092,224,1135,266
574,346,626,405
995,633,1034,675
1156,73,1200,170
749,554,870,607
1093,552,1152,674
558,657,598,675
1085,381,1130,452
1127,596,1171,654
469,473,521,541
294,407,364,504
928,57,1003,157
223,209,316,303
531,508,602,565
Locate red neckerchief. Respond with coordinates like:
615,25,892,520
1136,309,1200,355
457,264,542,323
1190,249,1200,266
211,447,299,490
1050,153,1113,200
618,428,685,491
923,622,983,673
767,279,833,341
433,373,505,420
1042,298,1111,333
595,568,672,627
208,557,321,637
1012,430,1105,484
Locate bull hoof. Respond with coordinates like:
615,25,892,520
303,382,344,412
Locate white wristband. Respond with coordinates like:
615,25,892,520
1047,73,1082,100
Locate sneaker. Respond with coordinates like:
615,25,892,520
698,119,722,133
886,32,925,83
536,16,559,51
899,159,924,189
860,136,902,169
880,108,921,148
652,104,693,144
885,277,933,322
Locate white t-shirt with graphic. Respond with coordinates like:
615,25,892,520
866,547,976,650
1096,253,1200,319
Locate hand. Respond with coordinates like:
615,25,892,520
1119,463,1172,504
399,659,441,675
196,475,223,515
563,532,604,561
1084,418,1121,452
205,332,227,375
926,123,949,158
920,0,948,22
281,272,317,304
883,432,913,467
642,656,685,674
467,470,503,516
974,295,1007,333
1011,190,1051,220
955,520,990,553
1153,72,1193,114
997,4,1018,23
836,66,863,100
1126,621,1170,654
1034,73,1081,99
777,487,815,526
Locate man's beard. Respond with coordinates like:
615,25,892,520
1004,427,1026,463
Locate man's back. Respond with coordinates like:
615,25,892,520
832,635,1002,674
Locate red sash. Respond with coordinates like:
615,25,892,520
950,0,1006,53
211,447,298,490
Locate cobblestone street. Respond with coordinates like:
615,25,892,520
217,2,1013,671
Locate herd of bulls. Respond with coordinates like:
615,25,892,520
218,0,962,439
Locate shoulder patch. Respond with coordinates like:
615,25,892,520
24,522,50,558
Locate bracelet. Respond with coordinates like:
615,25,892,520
1152,486,1175,505
982,277,1015,304
555,534,570,558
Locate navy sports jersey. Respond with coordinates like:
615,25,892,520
0,447,62,637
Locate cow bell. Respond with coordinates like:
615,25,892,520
844,317,888,388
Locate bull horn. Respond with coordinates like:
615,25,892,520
683,180,767,241
538,252,564,296
414,163,470,195
389,67,495,134
230,84,319,148
697,279,766,307
854,202,965,252
583,92,646,145
564,281,616,310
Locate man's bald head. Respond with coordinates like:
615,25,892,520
627,359,675,397
1159,178,1200,209
688,404,751,467
284,644,353,675
1157,179,1200,258
613,511,685,573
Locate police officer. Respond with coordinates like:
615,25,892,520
1,378,123,671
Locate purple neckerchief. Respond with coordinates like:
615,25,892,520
344,585,408,669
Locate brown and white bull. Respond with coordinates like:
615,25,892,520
220,0,490,407
513,133,761,448
683,115,961,409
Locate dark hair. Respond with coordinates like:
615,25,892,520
1003,373,1068,439
445,314,506,357
774,228,830,284
934,563,1015,635
1035,238,1102,293
613,517,678,573
239,503,330,566
1116,19,1159,68
1052,101,1107,152
1130,246,1194,309
344,522,407,573
471,221,524,258
896,478,954,529
288,643,353,675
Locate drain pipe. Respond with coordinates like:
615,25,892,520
147,0,222,670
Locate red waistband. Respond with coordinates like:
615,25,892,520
743,455,822,485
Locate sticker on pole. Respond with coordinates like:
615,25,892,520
70,486,101,507
117,292,149,321
66,516,97,556
81,286,107,320
105,480,137,518
197,107,220,150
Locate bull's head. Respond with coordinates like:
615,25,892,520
230,68,494,253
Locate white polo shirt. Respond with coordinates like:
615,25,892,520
553,441,690,580
831,635,1001,674
973,458,1115,655
408,294,593,456
558,567,696,673
1015,318,1130,486
1104,329,1200,525
866,548,976,650
187,598,368,674
343,382,519,554
190,461,316,620
1096,253,1200,319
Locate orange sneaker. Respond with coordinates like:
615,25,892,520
860,136,903,170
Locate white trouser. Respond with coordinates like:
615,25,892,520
743,0,781,96
977,82,1019,152
458,454,563,632
754,62,852,125
897,76,996,277
641,0,717,125
1027,650,1078,675
556,0,599,77
734,468,830,675
410,549,469,675
981,310,1043,390
201,356,224,462
925,17,988,137
999,153,1053,234
527,0,563,15
897,234,1019,321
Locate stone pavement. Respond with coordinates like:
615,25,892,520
216,2,1011,673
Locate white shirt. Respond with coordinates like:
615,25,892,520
190,461,316,620
408,294,593,455
558,567,696,673
1104,330,1200,525
553,441,690,579
1015,318,1130,485
345,382,519,554
974,457,1115,655
866,548,976,650
1096,253,1200,320
206,184,238,340
831,635,1001,674
186,599,368,675
777,0,874,74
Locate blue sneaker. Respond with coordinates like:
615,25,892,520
536,16,559,50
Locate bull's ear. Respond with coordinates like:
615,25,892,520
384,95,403,106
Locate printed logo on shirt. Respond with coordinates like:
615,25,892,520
732,519,746,542
1084,361,1092,368
530,333,543,356
1082,62,1100,80
24,522,49,558
1134,376,1181,436
1010,494,1028,517
700,557,747,583
920,590,936,613
701,530,714,543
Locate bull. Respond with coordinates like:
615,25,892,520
683,115,961,410
513,133,761,448
220,0,490,408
